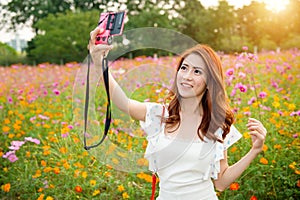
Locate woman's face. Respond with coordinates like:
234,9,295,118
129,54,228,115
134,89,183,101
176,53,208,99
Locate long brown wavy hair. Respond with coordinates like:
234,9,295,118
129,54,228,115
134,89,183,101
163,44,234,142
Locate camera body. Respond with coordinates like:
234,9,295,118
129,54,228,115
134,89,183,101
95,11,126,45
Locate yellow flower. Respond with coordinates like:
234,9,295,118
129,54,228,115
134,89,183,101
118,185,125,192
1,183,11,192
122,192,130,199
273,95,279,102
295,170,300,175
272,101,280,108
90,180,96,186
243,132,250,139
81,171,88,178
288,103,296,111
45,196,54,200
92,189,100,196
3,167,8,172
112,158,119,165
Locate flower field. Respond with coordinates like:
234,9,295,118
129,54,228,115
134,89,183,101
0,49,299,199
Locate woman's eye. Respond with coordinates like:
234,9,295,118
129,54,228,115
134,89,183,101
180,65,187,70
194,69,202,75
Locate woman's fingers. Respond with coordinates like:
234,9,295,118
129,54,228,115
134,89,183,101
249,130,265,141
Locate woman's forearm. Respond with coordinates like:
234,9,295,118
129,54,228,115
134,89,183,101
214,148,260,191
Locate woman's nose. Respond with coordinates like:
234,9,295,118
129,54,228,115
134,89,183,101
183,70,193,80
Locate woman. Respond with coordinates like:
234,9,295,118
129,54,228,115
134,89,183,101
88,27,267,199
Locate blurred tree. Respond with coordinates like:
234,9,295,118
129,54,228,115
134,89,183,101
0,0,120,31
0,42,18,66
178,0,214,44
122,0,182,57
283,0,300,34
236,1,267,47
1,0,71,31
27,10,99,64
210,0,237,50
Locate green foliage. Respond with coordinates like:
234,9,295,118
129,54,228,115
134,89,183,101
0,42,25,66
2,0,300,64
27,10,99,64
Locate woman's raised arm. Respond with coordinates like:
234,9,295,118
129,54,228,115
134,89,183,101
88,27,147,121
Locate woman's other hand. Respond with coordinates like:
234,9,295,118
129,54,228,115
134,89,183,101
246,118,267,155
87,27,113,66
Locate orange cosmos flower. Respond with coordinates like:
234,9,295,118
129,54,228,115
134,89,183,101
250,195,258,200
2,183,11,192
75,185,82,193
260,157,268,165
229,182,240,191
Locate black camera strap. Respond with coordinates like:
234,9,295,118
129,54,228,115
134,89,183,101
83,52,111,150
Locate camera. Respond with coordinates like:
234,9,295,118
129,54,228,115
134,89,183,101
95,11,126,45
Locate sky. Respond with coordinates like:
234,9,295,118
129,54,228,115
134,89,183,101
0,0,290,43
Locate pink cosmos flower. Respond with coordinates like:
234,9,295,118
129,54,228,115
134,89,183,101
238,72,246,79
242,46,248,51
8,154,18,162
53,89,61,96
38,114,49,120
3,151,18,162
25,137,41,145
239,84,247,93
248,97,256,105
67,125,74,129
259,91,267,98
226,68,234,76
61,133,69,138
9,141,25,150
234,63,243,69
230,89,236,97
244,111,251,116
7,96,13,104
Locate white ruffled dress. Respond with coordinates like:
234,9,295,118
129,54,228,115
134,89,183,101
140,103,242,200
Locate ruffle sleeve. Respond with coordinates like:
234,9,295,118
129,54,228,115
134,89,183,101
140,103,165,138
209,125,242,180
140,103,167,168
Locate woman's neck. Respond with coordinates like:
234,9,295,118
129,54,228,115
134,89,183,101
179,97,203,117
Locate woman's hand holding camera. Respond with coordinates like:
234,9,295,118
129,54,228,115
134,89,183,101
88,27,113,67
